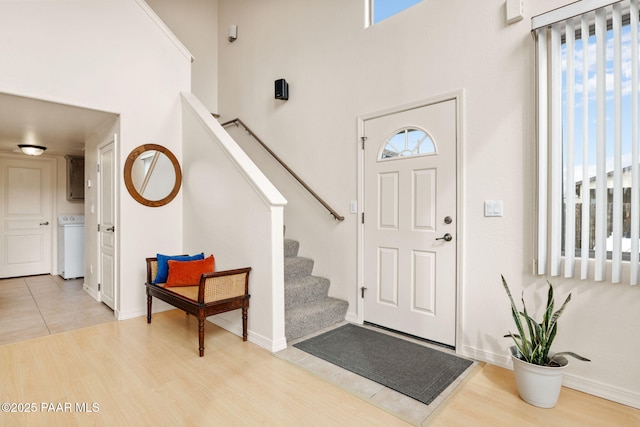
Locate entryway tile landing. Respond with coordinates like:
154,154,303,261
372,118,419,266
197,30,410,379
276,322,479,426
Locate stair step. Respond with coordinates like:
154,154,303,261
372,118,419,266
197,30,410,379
285,297,349,341
284,256,314,281
285,276,330,308
284,239,299,258
282,237,349,342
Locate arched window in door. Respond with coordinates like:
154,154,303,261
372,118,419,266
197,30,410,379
379,127,436,160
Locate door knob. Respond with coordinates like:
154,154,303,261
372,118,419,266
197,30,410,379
435,233,453,242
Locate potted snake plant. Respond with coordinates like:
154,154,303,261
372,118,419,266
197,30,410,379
501,275,590,408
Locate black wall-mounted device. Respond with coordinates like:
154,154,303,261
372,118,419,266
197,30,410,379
275,79,289,100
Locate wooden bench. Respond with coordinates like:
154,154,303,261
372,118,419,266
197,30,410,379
145,257,251,356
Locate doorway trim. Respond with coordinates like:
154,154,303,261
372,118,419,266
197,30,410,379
94,126,120,318
356,90,465,351
97,137,116,311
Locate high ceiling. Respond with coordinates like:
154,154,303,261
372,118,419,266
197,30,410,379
0,92,118,158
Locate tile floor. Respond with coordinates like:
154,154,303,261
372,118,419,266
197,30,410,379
276,322,478,426
0,274,115,345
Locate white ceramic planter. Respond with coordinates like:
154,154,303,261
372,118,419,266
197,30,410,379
510,346,568,408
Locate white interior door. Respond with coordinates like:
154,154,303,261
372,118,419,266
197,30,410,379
98,140,116,309
363,99,457,347
0,156,53,278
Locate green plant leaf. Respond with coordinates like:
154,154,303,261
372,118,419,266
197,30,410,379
542,282,554,333
501,275,530,358
500,275,588,366
521,296,537,358
547,322,557,347
506,332,526,358
553,351,591,362
551,293,572,326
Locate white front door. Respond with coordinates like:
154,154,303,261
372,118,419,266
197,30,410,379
98,140,116,310
0,155,53,278
363,99,457,347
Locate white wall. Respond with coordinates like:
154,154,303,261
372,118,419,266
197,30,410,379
146,0,219,114
217,0,640,407
0,0,192,318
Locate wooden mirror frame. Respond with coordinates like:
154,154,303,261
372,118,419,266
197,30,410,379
123,144,182,207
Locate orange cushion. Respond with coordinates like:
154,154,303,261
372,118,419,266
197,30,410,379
164,255,215,287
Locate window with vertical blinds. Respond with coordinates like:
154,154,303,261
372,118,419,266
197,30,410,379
534,0,640,285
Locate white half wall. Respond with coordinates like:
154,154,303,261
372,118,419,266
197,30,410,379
181,93,287,352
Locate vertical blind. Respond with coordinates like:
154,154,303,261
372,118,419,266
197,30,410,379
534,0,640,285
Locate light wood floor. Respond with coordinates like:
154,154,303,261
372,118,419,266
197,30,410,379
1,309,638,426
428,364,640,426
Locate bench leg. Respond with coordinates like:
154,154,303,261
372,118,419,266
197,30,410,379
198,317,205,357
147,294,152,324
242,306,248,342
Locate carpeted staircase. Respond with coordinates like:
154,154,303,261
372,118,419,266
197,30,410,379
284,238,348,341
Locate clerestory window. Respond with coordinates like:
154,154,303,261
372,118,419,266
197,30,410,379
368,0,423,26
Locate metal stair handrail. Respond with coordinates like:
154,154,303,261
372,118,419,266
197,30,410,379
221,117,344,221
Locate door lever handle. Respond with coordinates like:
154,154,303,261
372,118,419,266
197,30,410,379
435,233,453,242
106,226,115,232
40,221,49,226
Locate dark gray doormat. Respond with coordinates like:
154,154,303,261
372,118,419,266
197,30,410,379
293,323,473,405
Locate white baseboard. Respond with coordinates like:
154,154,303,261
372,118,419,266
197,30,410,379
563,373,640,409
206,315,241,337
116,308,146,320
344,311,359,324
119,302,285,352
83,284,100,301
151,300,175,313
269,336,288,352
207,317,287,353
249,329,287,352
460,345,512,369
120,300,174,320
460,345,640,409
117,299,177,321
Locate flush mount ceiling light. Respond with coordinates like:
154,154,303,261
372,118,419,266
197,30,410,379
18,144,47,156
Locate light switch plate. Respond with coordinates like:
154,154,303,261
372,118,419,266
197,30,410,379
485,200,503,217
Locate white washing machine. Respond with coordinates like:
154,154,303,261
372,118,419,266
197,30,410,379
58,215,85,279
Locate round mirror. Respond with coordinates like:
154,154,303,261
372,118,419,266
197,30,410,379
124,144,182,207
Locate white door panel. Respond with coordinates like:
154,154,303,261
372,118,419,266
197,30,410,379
363,99,457,346
98,140,116,310
0,156,53,278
